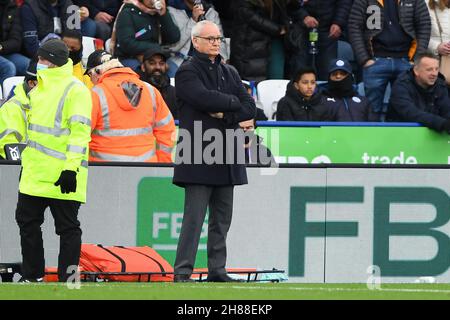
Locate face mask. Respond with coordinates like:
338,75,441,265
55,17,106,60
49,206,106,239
69,49,82,65
328,74,354,98
37,63,49,71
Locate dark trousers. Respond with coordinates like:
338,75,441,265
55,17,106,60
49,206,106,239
174,185,234,276
15,193,82,282
289,29,338,81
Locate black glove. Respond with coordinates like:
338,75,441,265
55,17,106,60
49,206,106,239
54,170,77,194
443,119,450,134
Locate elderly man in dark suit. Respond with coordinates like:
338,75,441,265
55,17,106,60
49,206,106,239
172,20,256,283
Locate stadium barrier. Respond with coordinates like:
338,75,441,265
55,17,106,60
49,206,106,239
254,121,450,165
0,163,448,283
169,121,450,165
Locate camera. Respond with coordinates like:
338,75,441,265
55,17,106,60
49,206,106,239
153,0,162,10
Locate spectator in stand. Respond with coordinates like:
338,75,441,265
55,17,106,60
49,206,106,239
0,0,30,85
21,0,82,58
322,59,376,122
73,0,122,40
276,67,333,121
140,47,178,119
230,0,290,82
210,0,232,37
242,81,268,120
427,0,450,55
68,2,95,37
349,0,431,122
86,50,176,162
427,0,450,84
114,0,180,72
387,53,450,134
167,0,228,77
61,29,93,88
288,0,352,81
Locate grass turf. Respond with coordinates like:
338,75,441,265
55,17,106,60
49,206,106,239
0,282,449,300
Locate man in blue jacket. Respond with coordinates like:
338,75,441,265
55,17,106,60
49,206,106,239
173,20,256,283
388,53,450,134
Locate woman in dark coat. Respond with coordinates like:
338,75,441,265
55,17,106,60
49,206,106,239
276,67,334,121
230,0,290,82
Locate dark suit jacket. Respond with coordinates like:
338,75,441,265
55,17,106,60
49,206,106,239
173,50,256,187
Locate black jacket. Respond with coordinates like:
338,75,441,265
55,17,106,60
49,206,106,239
21,0,78,57
322,87,377,122
290,0,352,31
276,81,334,121
115,3,180,59
156,76,178,120
0,0,22,55
160,83,178,120
387,70,450,132
349,0,431,66
230,0,290,82
173,50,256,187
139,71,178,119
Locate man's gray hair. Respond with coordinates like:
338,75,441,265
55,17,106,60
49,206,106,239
191,20,218,40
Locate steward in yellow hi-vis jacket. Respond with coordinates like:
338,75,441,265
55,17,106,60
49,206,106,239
85,50,175,163
0,80,35,160
15,39,92,283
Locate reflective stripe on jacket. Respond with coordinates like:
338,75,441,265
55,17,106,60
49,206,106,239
19,60,92,203
89,67,175,163
0,83,30,158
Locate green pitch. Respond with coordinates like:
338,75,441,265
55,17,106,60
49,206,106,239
0,283,449,300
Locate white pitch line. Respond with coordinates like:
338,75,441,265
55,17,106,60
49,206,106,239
4,283,450,294
66,283,450,294
209,285,450,294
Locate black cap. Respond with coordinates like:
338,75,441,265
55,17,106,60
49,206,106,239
37,39,69,67
84,50,113,74
143,47,169,62
328,59,352,75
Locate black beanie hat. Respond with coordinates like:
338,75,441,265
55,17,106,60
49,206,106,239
37,39,69,67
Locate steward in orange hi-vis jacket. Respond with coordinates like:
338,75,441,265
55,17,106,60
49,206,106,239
86,50,176,163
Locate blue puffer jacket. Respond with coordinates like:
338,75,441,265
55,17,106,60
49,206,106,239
387,70,450,132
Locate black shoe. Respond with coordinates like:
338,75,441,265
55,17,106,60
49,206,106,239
206,273,242,282
174,274,195,283
18,277,43,283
